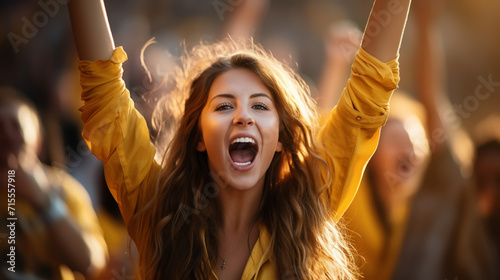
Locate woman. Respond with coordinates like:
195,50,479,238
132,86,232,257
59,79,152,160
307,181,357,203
68,0,412,278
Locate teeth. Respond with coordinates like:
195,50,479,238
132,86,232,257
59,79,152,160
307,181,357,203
231,137,255,145
234,161,252,166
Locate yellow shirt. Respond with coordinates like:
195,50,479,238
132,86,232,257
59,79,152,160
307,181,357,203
343,177,409,280
78,46,399,279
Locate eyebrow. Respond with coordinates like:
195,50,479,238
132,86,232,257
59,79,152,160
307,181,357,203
209,93,272,105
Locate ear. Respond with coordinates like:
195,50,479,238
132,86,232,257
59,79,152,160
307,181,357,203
196,138,206,152
275,141,283,152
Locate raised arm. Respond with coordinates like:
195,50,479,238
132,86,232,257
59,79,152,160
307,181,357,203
316,22,362,113
68,0,158,226
68,0,115,61
318,0,412,219
221,0,269,40
362,0,412,62
412,0,447,147
412,0,474,170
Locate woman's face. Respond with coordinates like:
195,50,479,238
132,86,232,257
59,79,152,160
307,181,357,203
198,68,282,191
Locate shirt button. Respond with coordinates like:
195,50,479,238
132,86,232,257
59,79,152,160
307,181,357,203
356,116,362,121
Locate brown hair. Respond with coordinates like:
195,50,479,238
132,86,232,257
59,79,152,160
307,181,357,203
131,39,358,279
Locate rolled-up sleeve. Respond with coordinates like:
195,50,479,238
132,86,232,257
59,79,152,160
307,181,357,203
78,47,158,225
319,47,399,220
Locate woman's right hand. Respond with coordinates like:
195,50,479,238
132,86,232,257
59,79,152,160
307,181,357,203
324,22,362,67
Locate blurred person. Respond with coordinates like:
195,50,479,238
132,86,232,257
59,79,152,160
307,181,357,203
68,0,412,278
392,0,496,279
317,0,497,279
0,87,107,280
343,94,430,280
473,116,500,273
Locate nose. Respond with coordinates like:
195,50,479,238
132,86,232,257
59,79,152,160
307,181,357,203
233,107,254,127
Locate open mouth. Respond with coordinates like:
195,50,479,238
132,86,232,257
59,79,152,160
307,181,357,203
229,137,258,167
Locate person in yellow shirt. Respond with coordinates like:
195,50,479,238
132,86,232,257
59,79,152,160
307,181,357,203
67,0,412,278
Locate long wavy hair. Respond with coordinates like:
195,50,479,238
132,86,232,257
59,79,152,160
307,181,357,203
130,38,358,279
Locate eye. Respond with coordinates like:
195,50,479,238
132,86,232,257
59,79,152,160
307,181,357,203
215,102,233,111
252,102,269,111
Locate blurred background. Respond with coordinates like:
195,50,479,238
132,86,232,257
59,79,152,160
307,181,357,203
1,0,499,279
